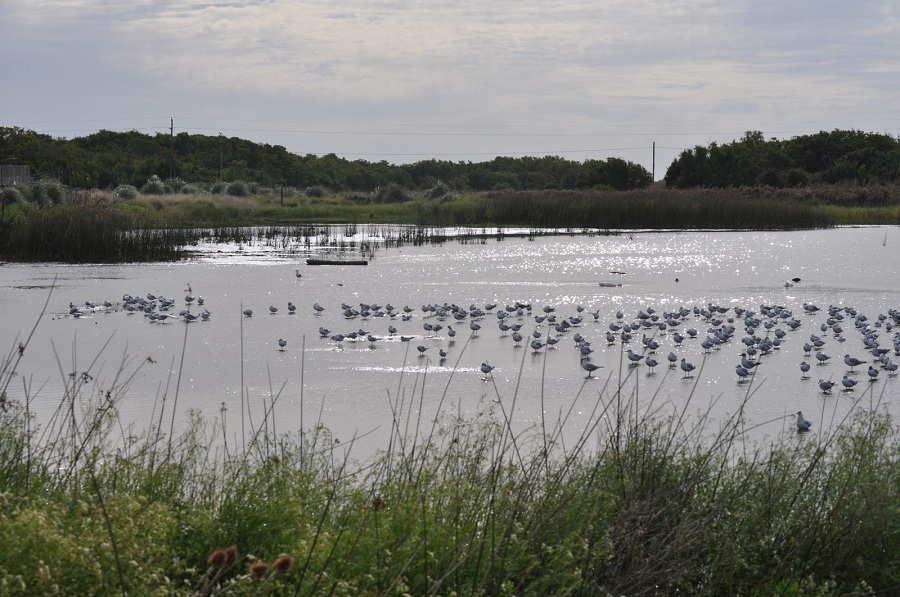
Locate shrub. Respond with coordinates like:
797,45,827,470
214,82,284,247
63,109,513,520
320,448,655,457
304,185,327,198
23,178,68,206
369,182,408,204
1,187,25,207
226,181,250,197
211,181,228,194
781,168,811,187
424,180,453,200
141,175,167,195
179,184,206,195
165,177,186,192
115,184,140,200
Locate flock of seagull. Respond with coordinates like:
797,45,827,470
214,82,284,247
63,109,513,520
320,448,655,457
60,276,900,433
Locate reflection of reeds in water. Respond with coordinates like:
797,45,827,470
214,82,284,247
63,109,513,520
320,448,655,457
0,289,898,594
192,223,621,262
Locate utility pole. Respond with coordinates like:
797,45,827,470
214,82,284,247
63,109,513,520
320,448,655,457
652,141,656,182
169,117,175,180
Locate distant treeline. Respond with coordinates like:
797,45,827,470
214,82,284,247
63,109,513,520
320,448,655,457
0,126,651,192
665,129,900,188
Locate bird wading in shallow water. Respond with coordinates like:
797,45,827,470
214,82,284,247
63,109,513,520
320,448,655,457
581,358,602,378
818,379,835,394
480,362,495,380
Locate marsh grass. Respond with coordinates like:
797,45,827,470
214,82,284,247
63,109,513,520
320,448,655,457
0,295,898,595
7,185,896,263
0,200,198,262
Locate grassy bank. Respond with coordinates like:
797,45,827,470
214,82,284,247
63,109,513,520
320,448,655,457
1,306,898,595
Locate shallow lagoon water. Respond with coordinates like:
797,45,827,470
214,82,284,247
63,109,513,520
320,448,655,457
1,226,898,461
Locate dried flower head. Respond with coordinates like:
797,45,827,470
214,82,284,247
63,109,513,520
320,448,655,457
373,495,385,511
273,554,294,574
223,545,239,569
207,548,227,569
250,561,269,579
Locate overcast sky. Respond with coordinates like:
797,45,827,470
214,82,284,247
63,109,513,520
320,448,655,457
4,1,900,180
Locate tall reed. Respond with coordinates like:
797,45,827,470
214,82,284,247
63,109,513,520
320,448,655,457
0,202,199,262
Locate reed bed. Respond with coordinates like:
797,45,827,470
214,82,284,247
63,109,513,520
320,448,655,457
461,188,836,230
0,298,898,595
0,186,870,262
0,202,199,263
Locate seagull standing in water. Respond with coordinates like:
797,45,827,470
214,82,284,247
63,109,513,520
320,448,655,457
795,411,812,432
295,269,302,279
581,358,602,378
480,362,495,380
799,361,811,378
841,375,857,391
867,366,879,382
680,358,696,378
843,354,864,372
626,349,644,366
278,338,287,351
818,378,835,393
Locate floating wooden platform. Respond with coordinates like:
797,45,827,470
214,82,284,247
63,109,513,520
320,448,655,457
306,258,368,266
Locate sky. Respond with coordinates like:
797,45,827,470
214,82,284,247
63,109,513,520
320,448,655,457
3,0,900,180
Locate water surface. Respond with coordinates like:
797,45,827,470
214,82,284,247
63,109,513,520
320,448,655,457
2,227,898,460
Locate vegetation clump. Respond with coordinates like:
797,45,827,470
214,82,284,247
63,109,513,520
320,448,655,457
424,179,454,200
666,129,900,188
226,180,250,197
304,185,327,198
20,178,68,206
114,184,139,200
141,174,167,195
369,182,408,203
1,186,25,207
